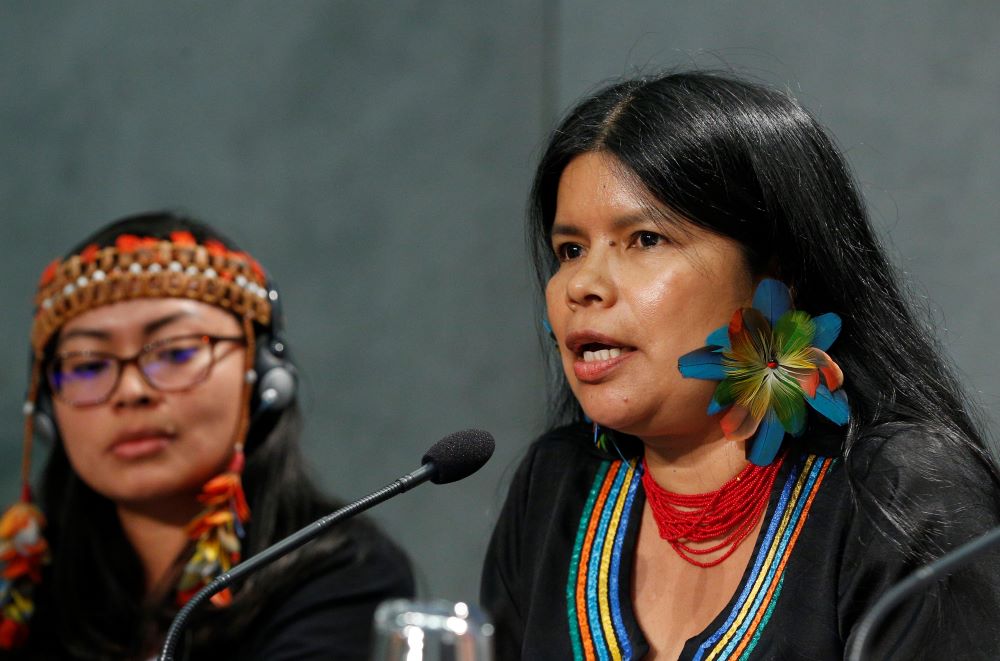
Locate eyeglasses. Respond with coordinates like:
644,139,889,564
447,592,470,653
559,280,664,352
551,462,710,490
48,334,245,407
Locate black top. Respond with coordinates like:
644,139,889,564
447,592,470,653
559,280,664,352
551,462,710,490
227,527,414,660
11,520,414,661
481,423,1000,660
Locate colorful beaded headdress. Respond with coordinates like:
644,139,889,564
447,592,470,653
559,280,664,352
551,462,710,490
0,229,273,648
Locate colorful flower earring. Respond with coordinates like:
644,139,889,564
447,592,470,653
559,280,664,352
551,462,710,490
0,491,48,648
677,279,850,466
176,443,250,607
176,317,257,607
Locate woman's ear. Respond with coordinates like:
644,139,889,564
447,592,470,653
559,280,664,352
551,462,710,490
754,257,794,301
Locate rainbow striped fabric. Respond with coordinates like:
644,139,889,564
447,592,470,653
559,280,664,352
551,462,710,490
565,454,835,661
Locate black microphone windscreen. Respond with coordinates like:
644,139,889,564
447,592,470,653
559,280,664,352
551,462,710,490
422,429,495,484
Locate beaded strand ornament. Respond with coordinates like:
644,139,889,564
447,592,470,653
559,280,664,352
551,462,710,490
640,455,784,568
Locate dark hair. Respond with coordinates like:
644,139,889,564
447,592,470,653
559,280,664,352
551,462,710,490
21,212,363,658
528,72,999,560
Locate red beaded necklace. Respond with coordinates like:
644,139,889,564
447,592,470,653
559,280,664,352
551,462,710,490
640,454,784,568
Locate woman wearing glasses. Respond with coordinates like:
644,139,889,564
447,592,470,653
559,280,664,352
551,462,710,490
0,212,413,659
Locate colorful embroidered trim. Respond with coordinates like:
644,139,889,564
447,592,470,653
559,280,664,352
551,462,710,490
566,458,641,661
564,455,832,661
692,455,834,661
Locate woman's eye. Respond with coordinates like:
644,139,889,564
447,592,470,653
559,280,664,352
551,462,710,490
555,243,584,261
70,360,110,378
632,230,665,249
158,346,200,365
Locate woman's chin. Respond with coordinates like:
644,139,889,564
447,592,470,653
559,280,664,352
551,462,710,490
91,473,205,511
580,404,644,436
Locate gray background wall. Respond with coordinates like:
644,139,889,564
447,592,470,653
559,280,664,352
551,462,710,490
1,1,997,607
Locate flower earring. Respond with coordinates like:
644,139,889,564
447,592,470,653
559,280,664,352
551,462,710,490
0,492,48,648
176,443,250,607
176,316,256,607
677,279,849,466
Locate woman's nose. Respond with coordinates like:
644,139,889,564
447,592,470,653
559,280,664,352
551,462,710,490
566,252,616,308
111,362,158,408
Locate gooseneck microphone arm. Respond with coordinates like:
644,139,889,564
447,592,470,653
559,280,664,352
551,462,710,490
846,524,1000,661
159,428,495,661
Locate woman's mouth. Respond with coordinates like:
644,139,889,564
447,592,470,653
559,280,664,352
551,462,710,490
570,340,636,383
110,428,177,460
581,346,626,362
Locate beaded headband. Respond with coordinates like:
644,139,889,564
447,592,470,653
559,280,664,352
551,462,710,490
21,229,274,488
31,231,272,358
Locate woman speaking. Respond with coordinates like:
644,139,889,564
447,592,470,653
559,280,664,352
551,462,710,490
481,71,1000,660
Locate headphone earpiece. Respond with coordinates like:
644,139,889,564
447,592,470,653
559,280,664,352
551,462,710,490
252,334,298,415
251,276,297,415
250,278,297,416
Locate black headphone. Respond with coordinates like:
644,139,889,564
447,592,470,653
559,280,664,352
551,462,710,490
250,279,298,416
31,273,298,445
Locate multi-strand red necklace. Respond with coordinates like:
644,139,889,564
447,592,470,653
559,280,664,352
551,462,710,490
640,455,784,568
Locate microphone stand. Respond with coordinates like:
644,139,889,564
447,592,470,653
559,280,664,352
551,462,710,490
158,462,437,661
847,525,1000,661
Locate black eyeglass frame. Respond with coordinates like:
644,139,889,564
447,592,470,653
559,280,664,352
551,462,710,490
47,333,246,407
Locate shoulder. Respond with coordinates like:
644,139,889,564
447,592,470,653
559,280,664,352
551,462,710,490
521,422,623,469
505,423,615,495
525,422,594,464
481,424,615,656
531,422,594,455
845,421,998,505
842,421,1000,556
294,518,414,604
488,423,632,546
484,423,611,551
832,424,1000,655
234,520,414,660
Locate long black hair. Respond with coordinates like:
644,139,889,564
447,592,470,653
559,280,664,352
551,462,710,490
528,71,999,561
18,212,371,659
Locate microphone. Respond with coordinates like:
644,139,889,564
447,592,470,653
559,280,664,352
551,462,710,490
846,524,1000,661
159,428,495,661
